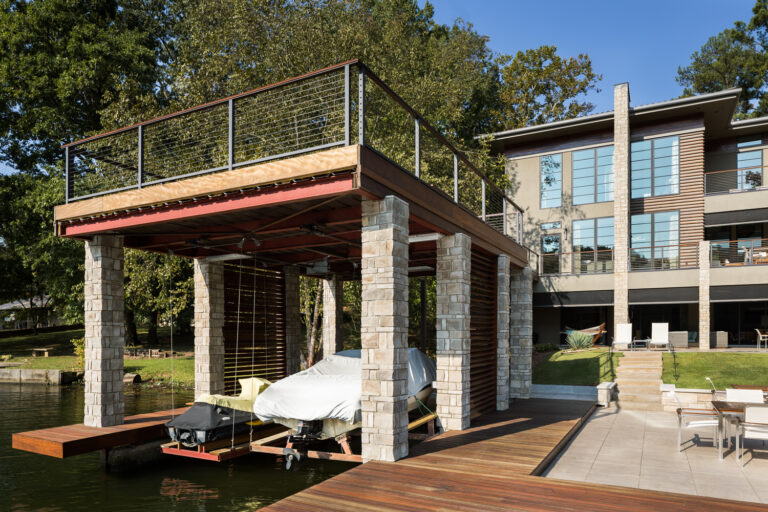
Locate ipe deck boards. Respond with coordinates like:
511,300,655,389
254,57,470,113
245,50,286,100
12,407,188,458
264,399,765,512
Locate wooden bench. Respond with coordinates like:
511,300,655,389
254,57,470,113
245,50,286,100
31,348,52,357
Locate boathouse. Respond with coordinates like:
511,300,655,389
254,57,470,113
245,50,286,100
52,61,533,462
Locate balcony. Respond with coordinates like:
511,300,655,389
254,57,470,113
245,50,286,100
538,249,614,275
704,166,765,195
62,60,522,240
629,243,699,271
710,238,768,267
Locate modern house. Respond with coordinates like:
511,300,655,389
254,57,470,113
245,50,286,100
489,85,768,348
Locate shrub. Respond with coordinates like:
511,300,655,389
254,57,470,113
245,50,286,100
534,343,560,353
71,337,85,369
566,331,593,351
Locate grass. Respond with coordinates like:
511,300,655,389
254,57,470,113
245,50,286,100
662,352,768,389
533,348,621,386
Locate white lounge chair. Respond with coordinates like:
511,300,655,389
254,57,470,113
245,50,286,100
650,323,669,350
613,323,632,350
756,329,768,351
672,390,719,451
737,405,768,466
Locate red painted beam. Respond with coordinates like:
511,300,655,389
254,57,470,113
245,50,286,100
60,175,356,237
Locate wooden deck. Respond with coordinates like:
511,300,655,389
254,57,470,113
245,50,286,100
12,407,188,458
264,399,766,512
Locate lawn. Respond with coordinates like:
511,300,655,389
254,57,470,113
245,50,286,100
533,348,621,386
662,352,768,389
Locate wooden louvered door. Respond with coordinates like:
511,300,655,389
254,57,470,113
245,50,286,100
223,263,286,394
470,247,497,417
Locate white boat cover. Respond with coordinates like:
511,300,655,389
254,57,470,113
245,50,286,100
253,348,436,424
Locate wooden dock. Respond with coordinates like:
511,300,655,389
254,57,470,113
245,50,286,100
264,399,766,512
12,407,188,458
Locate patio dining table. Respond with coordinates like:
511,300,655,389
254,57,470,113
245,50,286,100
711,400,765,461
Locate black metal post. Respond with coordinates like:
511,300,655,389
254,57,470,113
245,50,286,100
344,64,350,146
228,98,234,170
64,146,70,203
420,276,427,352
358,66,366,146
415,118,420,178
137,126,143,189
453,153,458,202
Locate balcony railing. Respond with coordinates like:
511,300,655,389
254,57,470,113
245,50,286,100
710,238,768,267
539,249,614,275
62,60,523,240
705,166,765,195
629,243,699,271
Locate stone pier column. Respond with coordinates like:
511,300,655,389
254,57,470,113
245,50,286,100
84,235,125,427
613,83,630,332
510,266,533,399
283,265,302,375
360,196,409,462
699,240,711,351
193,260,225,399
435,233,472,431
322,274,344,357
497,254,511,411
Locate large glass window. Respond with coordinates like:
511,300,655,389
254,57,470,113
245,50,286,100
630,211,680,270
541,234,561,274
737,150,762,190
631,136,679,198
540,221,561,230
540,154,562,208
572,217,614,273
572,146,614,205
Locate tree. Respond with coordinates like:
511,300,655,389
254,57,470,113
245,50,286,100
495,46,601,130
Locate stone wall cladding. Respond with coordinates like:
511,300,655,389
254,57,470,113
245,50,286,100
322,274,344,357
699,240,711,351
84,234,125,427
283,265,301,375
496,254,511,411
509,266,533,399
435,233,472,431
360,196,410,462
193,259,226,399
613,83,630,330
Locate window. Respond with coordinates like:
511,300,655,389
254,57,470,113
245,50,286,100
572,146,614,205
738,137,762,148
630,135,679,198
541,234,561,274
540,222,561,230
572,217,614,273
737,150,762,190
630,211,679,270
540,154,562,208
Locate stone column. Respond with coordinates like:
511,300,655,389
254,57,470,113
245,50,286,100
435,233,472,431
699,240,711,351
510,266,533,399
283,265,302,375
613,83,630,332
193,259,225,399
497,254,511,411
322,274,344,357
360,196,409,462
84,234,125,427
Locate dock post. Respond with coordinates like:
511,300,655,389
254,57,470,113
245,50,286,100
497,254,511,411
193,260,226,399
509,266,533,399
360,196,409,462
435,233,472,431
84,234,125,427
322,274,344,358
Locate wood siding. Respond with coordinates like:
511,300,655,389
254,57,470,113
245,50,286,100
470,247,497,416
630,130,704,267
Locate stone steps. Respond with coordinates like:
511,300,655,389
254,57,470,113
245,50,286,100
615,351,663,411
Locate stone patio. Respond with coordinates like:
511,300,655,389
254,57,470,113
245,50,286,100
544,403,768,504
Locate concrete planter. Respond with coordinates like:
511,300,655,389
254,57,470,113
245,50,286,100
660,383,714,412
0,368,80,385
531,384,599,402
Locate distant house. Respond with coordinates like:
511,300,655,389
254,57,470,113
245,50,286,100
0,296,60,330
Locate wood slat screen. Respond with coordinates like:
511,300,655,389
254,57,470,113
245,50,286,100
223,263,286,394
470,247,497,417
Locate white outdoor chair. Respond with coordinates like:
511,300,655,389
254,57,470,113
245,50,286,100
737,405,768,466
613,323,632,350
756,329,768,351
726,388,765,404
672,390,719,451
650,323,669,350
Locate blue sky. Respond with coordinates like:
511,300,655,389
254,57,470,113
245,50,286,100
425,0,755,112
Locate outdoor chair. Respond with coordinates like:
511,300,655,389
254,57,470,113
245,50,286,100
650,323,669,350
755,329,768,351
737,405,768,466
672,391,719,452
613,323,632,350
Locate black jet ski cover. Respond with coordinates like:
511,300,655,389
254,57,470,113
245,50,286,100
166,402,253,446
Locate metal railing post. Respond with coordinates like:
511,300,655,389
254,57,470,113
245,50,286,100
228,98,234,170
453,153,458,202
414,118,420,178
358,66,366,146
502,199,507,236
481,180,486,221
64,146,70,203
137,126,144,188
344,64,350,146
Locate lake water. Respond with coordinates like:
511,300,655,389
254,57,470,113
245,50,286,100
0,384,353,511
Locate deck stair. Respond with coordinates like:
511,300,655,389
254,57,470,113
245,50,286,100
615,351,663,411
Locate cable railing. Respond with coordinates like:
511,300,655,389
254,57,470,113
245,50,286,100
538,249,614,275
63,60,524,242
710,238,768,267
629,243,699,271
705,165,765,195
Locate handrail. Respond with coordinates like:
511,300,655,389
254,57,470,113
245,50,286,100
704,164,765,176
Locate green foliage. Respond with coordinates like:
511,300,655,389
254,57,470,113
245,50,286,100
534,343,560,353
533,348,621,386
566,331,594,350
71,337,85,369
662,352,768,388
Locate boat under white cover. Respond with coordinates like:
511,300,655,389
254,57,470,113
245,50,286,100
253,348,436,438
